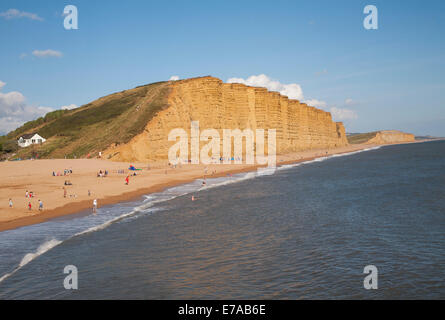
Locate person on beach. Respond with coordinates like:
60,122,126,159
25,190,29,198
28,202,32,211
38,200,43,211
125,175,129,185
63,187,67,198
88,190,91,197
93,199,97,213
9,198,13,208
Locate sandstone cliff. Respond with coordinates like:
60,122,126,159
347,130,415,145
104,76,348,162
367,130,415,144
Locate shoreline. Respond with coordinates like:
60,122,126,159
0,140,429,232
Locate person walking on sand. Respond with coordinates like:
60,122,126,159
9,198,13,208
28,202,32,211
125,175,129,185
93,199,97,213
63,187,67,198
25,190,29,198
38,199,43,211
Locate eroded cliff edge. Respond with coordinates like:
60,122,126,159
348,130,415,145
367,130,415,144
104,76,348,162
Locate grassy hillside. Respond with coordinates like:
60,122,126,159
0,81,171,160
347,132,378,144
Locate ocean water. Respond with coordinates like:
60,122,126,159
0,141,444,299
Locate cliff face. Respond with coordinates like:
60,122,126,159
367,130,415,144
104,77,348,162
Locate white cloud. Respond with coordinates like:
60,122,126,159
280,83,304,100
226,75,359,123
0,83,54,134
169,75,180,81
0,91,26,109
303,99,327,108
32,49,63,58
0,117,24,133
330,107,358,121
61,104,78,110
0,8,43,21
0,81,5,90
227,74,336,112
344,98,354,106
227,74,304,100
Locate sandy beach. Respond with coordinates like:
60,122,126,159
0,142,415,232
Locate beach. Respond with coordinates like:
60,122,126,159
0,142,418,232
1,139,443,299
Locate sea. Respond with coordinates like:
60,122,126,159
0,140,444,299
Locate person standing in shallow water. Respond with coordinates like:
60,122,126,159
93,199,97,213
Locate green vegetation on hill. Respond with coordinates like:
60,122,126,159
5,109,72,140
347,132,378,144
0,81,170,160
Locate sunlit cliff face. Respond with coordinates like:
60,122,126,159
104,77,348,162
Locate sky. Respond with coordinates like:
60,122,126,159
1,0,444,136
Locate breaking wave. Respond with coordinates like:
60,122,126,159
0,239,62,283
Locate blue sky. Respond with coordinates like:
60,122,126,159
1,0,444,135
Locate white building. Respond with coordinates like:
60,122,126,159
17,133,47,148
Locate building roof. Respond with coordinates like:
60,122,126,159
19,133,38,140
